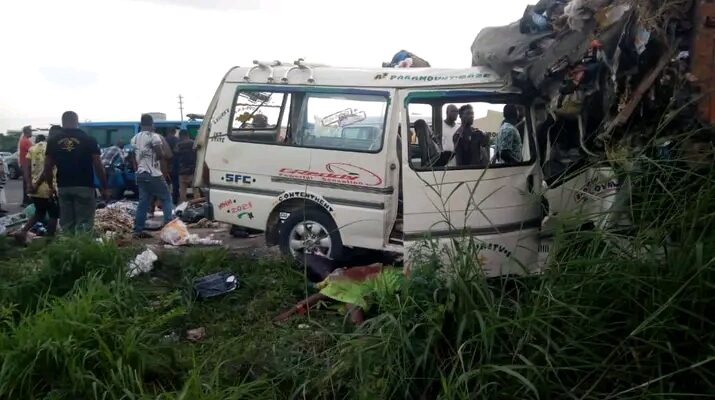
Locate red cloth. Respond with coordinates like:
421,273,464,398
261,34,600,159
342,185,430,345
18,136,32,167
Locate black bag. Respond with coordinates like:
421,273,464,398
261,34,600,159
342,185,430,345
193,271,238,299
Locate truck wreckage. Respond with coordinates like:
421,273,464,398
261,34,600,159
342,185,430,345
471,0,708,170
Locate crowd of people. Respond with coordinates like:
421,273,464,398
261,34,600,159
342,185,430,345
11,111,197,243
414,103,524,168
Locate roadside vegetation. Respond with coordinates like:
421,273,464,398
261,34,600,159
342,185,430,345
0,152,714,399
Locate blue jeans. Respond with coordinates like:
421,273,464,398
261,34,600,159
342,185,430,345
134,172,173,233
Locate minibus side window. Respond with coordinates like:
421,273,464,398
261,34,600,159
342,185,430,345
406,98,534,171
227,89,389,154
293,93,387,153
228,91,289,143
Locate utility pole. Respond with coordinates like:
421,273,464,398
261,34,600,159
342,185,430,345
177,94,184,121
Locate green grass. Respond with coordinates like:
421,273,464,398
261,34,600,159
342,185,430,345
0,155,714,399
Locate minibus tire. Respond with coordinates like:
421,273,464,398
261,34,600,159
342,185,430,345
278,209,344,263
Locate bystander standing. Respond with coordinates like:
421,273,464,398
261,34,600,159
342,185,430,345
131,114,173,238
38,112,109,233
18,126,33,206
174,129,197,203
15,126,61,243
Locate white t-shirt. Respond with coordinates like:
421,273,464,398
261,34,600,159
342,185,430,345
131,131,164,177
442,121,460,152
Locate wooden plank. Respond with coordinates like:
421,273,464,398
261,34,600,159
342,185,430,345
693,0,715,122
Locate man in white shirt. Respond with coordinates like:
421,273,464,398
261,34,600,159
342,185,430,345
130,114,173,238
441,104,460,166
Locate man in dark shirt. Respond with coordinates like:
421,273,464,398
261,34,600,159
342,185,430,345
40,111,109,233
453,104,489,167
174,129,197,203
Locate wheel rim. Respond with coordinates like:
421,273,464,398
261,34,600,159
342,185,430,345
288,220,332,258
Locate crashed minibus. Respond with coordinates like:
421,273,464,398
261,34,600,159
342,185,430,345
193,60,620,276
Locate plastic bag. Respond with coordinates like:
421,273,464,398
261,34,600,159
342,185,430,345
127,249,158,278
160,218,190,245
160,218,222,246
185,234,222,246
24,203,35,219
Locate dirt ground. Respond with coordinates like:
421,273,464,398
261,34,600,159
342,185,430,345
131,221,280,259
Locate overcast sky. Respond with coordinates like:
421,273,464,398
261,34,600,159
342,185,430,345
0,0,530,133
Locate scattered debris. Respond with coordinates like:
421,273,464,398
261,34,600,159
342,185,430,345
175,198,206,219
144,220,164,231
106,200,138,217
188,218,221,229
186,235,222,246
189,197,207,205
95,206,133,235
229,225,250,238
174,202,188,217
23,203,35,219
180,202,208,224
186,327,206,342
160,219,190,245
30,222,47,236
298,323,310,330
161,218,223,246
0,211,29,235
127,249,158,278
193,271,238,299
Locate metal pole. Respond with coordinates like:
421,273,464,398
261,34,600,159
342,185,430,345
178,94,185,122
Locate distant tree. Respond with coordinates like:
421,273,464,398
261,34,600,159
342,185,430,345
0,132,21,153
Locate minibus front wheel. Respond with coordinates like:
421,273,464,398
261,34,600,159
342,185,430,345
278,209,344,262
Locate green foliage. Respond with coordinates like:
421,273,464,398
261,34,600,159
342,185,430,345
0,154,714,399
0,274,180,399
0,235,130,314
0,131,20,153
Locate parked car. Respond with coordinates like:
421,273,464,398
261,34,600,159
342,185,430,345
4,152,20,180
0,152,12,159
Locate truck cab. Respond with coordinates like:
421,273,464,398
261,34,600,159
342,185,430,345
194,61,619,276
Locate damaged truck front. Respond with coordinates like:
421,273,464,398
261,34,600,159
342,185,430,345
471,0,704,231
